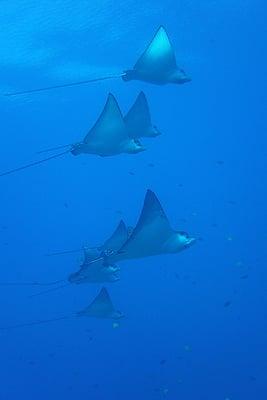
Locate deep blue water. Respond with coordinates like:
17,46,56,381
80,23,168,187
0,1,266,399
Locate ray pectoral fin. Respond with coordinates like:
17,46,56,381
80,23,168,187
135,189,171,233
124,92,152,137
84,93,127,152
134,26,177,73
118,190,174,259
102,220,129,251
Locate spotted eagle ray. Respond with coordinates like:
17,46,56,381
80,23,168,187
5,26,190,96
71,93,145,157
110,189,196,261
123,26,191,85
1,287,123,330
0,220,128,292
40,190,196,291
0,94,145,177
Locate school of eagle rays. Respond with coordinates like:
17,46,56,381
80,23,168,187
1,26,196,328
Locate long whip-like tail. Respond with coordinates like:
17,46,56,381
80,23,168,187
0,279,65,287
4,74,125,96
37,144,71,155
0,150,70,178
45,245,99,257
28,282,70,298
0,314,73,330
45,248,84,257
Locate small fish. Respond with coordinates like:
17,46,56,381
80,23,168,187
92,384,99,389
162,388,169,396
236,261,243,267
224,301,232,308
249,375,257,381
228,200,237,205
28,361,36,366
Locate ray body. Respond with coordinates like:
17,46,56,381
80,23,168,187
71,94,145,157
123,26,191,85
114,190,196,261
124,92,161,138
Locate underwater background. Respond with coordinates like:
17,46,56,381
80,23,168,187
0,0,266,399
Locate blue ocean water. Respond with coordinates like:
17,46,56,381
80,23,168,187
0,1,266,399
